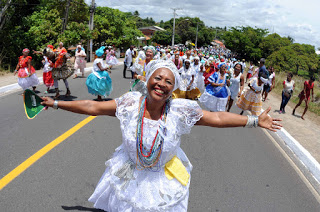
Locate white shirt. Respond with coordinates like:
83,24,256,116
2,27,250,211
125,49,134,64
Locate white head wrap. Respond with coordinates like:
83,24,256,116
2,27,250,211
145,60,180,91
145,46,157,56
184,59,191,63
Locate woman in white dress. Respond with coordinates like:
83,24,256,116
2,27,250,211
41,59,281,212
192,56,205,94
236,71,268,115
172,59,201,100
227,63,244,112
130,46,156,95
73,45,87,78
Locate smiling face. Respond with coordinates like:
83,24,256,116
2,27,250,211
234,64,241,74
185,61,190,69
147,68,175,102
145,49,154,60
220,64,227,74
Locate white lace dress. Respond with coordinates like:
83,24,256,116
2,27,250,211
89,92,203,212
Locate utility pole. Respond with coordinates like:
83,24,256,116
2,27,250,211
62,0,71,32
171,8,182,47
88,0,95,62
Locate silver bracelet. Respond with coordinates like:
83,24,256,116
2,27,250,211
245,115,258,128
53,100,59,110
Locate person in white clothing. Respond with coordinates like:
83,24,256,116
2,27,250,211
262,66,275,101
123,45,135,78
246,61,254,83
73,45,87,78
41,59,281,212
227,63,244,112
172,59,201,100
280,73,295,114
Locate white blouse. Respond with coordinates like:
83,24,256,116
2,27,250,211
89,92,203,212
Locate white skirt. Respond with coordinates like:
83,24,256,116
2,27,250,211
107,56,119,66
88,144,190,212
18,73,40,90
199,90,229,112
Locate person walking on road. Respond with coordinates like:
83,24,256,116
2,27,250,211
236,71,268,115
292,76,315,120
123,45,135,78
279,73,295,114
41,59,281,212
262,66,275,102
73,45,87,78
227,63,244,112
86,46,112,101
50,42,73,99
199,62,230,111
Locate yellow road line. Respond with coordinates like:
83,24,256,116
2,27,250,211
0,116,96,191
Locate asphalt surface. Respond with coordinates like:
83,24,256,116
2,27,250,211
1,64,320,212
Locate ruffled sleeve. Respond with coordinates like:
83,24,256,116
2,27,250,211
115,92,141,129
208,72,218,83
167,99,203,135
131,60,143,75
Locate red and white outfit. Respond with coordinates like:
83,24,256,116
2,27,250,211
17,56,39,90
42,56,54,88
247,64,254,79
299,80,314,101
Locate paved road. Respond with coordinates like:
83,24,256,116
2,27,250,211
1,64,320,211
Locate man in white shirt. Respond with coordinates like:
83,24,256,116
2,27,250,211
241,59,246,73
123,45,135,78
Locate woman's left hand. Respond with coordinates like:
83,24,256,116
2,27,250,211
258,107,282,132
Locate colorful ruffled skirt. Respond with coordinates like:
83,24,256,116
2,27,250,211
52,63,74,80
86,71,112,96
43,71,54,87
236,89,262,115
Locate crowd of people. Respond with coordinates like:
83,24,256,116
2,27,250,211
123,44,315,120
13,42,317,212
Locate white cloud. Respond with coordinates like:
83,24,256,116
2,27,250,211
87,0,320,49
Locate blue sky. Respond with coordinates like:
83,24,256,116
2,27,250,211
86,0,320,50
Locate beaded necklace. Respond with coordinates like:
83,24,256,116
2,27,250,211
136,96,169,171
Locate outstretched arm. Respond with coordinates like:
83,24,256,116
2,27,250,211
196,107,282,132
41,97,117,116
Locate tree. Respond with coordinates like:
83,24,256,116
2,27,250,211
222,26,268,62
266,43,318,76
152,30,177,45
133,10,139,17
259,33,292,58
94,7,143,48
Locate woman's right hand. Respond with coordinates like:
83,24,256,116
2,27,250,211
41,96,55,108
